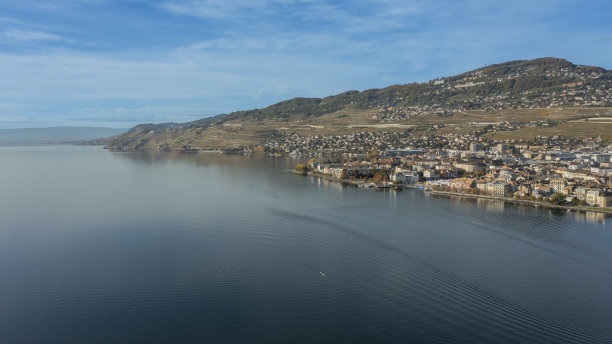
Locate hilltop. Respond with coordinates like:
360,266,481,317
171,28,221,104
106,58,612,151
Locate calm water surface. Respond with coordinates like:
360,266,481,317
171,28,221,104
1,145,611,343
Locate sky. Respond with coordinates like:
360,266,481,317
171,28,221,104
1,0,611,128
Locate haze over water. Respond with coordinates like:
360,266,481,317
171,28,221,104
1,145,611,343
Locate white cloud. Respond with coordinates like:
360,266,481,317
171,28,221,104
0,42,384,126
159,0,275,19
157,0,441,40
4,29,71,42
2,0,611,128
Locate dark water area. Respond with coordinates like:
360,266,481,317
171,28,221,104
1,145,611,343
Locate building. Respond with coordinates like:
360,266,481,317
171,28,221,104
423,169,439,180
486,182,513,197
345,163,371,177
329,167,344,179
392,171,419,184
517,184,531,195
455,162,482,173
498,169,515,183
492,143,507,153
574,187,587,201
549,176,566,194
594,154,611,164
470,143,485,152
586,190,602,207
597,192,612,208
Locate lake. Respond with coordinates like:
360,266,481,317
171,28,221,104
1,145,611,343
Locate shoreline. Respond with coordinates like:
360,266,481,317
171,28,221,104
428,190,612,214
306,172,612,215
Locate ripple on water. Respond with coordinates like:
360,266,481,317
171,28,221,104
265,208,612,343
2,150,612,343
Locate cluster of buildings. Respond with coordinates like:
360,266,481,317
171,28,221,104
372,106,452,121
264,121,605,155
372,64,612,121
308,142,612,209
265,131,415,154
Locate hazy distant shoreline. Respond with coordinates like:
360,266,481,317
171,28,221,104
0,127,127,145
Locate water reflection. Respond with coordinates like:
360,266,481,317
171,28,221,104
110,149,612,225
424,189,610,222
549,208,568,217
476,198,505,212
573,211,608,225
112,150,270,167
1,146,612,343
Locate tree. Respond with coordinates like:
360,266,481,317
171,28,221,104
550,193,567,206
372,170,390,184
570,197,580,205
295,164,309,174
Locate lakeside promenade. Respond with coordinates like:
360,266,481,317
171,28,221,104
306,172,612,215
429,190,612,214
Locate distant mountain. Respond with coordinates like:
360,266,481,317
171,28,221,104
106,57,612,150
0,127,127,145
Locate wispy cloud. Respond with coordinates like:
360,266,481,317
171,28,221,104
159,0,273,19
158,0,426,31
18,0,114,10
3,29,71,42
0,42,385,127
1,0,612,127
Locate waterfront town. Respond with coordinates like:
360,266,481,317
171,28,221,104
290,133,612,210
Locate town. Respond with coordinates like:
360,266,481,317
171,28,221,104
293,134,612,211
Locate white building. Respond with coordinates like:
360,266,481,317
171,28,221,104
392,171,419,184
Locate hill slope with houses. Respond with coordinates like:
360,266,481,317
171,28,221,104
106,57,612,152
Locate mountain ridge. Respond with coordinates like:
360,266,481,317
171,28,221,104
106,58,612,151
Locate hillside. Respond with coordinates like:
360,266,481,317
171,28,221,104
106,58,612,151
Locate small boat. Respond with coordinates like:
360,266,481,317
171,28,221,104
319,272,326,277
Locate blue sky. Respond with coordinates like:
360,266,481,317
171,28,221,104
1,0,611,128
